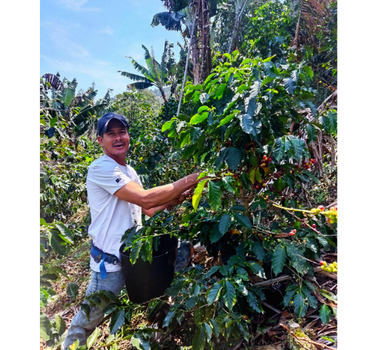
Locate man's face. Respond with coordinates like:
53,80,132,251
97,119,130,164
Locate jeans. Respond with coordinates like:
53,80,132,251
63,269,125,349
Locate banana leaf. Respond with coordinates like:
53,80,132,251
142,45,163,82
127,82,154,90
119,70,152,83
151,11,183,31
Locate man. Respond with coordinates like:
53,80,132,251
63,112,203,349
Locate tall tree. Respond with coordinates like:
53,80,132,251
118,42,179,102
195,0,212,83
152,0,219,84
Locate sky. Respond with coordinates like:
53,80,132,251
40,0,184,98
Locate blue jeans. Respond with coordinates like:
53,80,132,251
63,269,125,349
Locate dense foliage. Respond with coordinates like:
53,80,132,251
40,0,337,349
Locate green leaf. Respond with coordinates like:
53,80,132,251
233,212,251,229
214,83,227,100
302,170,320,184
230,205,247,212
214,148,228,169
131,333,151,350
246,291,262,313
109,309,126,334
219,264,230,276
185,296,199,309
218,113,235,127
319,289,337,304
271,244,286,276
198,106,210,113
223,281,236,310
98,290,121,304
283,73,297,95
293,291,307,319
247,261,266,279
261,76,275,86
249,168,256,184
161,118,176,132
204,73,216,84
273,135,308,163
306,124,318,144
67,282,79,300
236,84,248,93
192,325,206,350
206,265,220,278
55,222,74,243
204,322,212,340
48,228,67,255
236,266,249,281
191,282,201,296
190,111,209,125
302,286,318,309
162,309,176,327
69,340,80,350
103,303,118,316
303,65,314,79
207,282,223,305
219,214,232,234
208,181,222,210
54,314,66,336
192,179,208,211
40,313,52,341
239,114,254,134
286,243,310,275
290,137,307,161
225,147,241,171
274,178,287,193
283,286,298,307
209,223,223,244
272,137,284,163
246,98,257,118
210,318,220,338
130,238,143,264
87,327,101,349
40,243,46,259
250,80,261,99
321,110,337,135
252,241,265,261
319,304,332,324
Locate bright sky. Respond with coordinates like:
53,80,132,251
40,0,184,98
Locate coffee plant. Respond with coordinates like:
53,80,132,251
111,48,337,348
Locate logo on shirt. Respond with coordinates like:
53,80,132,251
115,177,121,183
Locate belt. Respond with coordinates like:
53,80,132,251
90,241,120,279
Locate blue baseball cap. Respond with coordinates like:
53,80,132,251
97,112,129,136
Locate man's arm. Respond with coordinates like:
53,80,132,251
113,173,202,210
142,189,192,217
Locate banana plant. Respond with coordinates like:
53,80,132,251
40,73,112,139
118,41,179,102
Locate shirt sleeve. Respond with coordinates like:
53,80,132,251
88,161,134,195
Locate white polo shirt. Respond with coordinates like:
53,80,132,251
86,155,143,273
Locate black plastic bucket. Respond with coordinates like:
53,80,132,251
120,235,178,304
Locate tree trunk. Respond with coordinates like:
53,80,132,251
158,86,168,103
228,14,241,54
177,9,197,116
198,0,212,83
191,0,212,85
192,1,200,85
